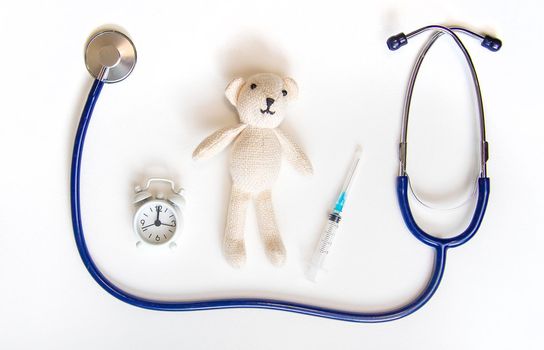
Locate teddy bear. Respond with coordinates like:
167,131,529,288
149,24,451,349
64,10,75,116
193,73,313,268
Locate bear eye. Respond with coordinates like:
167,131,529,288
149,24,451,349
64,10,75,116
250,83,257,90
282,90,288,96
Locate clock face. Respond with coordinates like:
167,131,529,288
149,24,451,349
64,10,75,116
134,200,178,245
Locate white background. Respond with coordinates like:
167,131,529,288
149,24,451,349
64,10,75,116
0,0,543,348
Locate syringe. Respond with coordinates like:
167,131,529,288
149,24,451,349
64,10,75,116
307,146,362,282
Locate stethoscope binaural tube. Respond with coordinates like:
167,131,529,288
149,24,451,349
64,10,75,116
391,25,501,178
389,25,498,250
70,25,497,322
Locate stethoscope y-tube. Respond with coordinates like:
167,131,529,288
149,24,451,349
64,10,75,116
70,25,498,322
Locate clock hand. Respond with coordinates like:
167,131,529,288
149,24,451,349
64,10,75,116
161,223,176,227
154,205,162,226
141,223,155,229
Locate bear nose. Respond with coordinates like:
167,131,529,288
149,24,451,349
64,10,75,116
266,98,275,107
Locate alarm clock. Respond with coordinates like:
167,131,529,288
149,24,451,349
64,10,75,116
133,178,185,249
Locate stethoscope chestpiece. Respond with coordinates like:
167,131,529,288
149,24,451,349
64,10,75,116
84,29,137,83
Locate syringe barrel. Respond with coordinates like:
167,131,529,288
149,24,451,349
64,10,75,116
308,212,342,280
319,213,341,254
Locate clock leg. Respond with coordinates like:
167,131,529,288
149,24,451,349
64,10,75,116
224,186,251,268
255,189,286,267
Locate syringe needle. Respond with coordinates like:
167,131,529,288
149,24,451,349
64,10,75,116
342,145,362,195
334,145,363,214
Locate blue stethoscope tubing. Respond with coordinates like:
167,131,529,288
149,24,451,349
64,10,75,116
70,25,497,322
71,79,448,322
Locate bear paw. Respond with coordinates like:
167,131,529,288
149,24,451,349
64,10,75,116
224,238,246,268
265,237,286,267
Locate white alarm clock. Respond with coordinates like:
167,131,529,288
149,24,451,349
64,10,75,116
133,178,185,249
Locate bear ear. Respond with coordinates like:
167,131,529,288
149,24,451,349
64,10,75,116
283,77,298,100
225,77,245,106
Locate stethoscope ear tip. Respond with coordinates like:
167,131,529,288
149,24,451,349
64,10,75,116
482,35,502,52
84,28,137,83
387,33,407,51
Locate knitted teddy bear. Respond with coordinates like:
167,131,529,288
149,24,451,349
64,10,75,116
193,73,313,268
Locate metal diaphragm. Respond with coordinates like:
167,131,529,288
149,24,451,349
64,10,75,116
84,30,137,83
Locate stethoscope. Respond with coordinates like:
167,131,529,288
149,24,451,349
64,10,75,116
71,24,500,322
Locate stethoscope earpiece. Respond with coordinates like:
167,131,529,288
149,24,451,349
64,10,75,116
482,35,502,51
387,28,502,52
386,33,408,51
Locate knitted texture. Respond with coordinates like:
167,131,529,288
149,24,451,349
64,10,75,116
193,73,312,268
224,186,251,268
230,127,281,193
274,128,313,175
192,124,247,161
255,190,285,266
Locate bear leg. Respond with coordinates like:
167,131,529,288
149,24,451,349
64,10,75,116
255,189,286,266
224,186,251,268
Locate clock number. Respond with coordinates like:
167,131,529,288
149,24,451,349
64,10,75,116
155,235,160,242
140,219,145,226
172,220,176,227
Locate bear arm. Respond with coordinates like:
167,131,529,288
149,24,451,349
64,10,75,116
274,128,313,175
193,124,247,160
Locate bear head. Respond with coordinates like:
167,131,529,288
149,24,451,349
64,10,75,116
225,73,298,128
